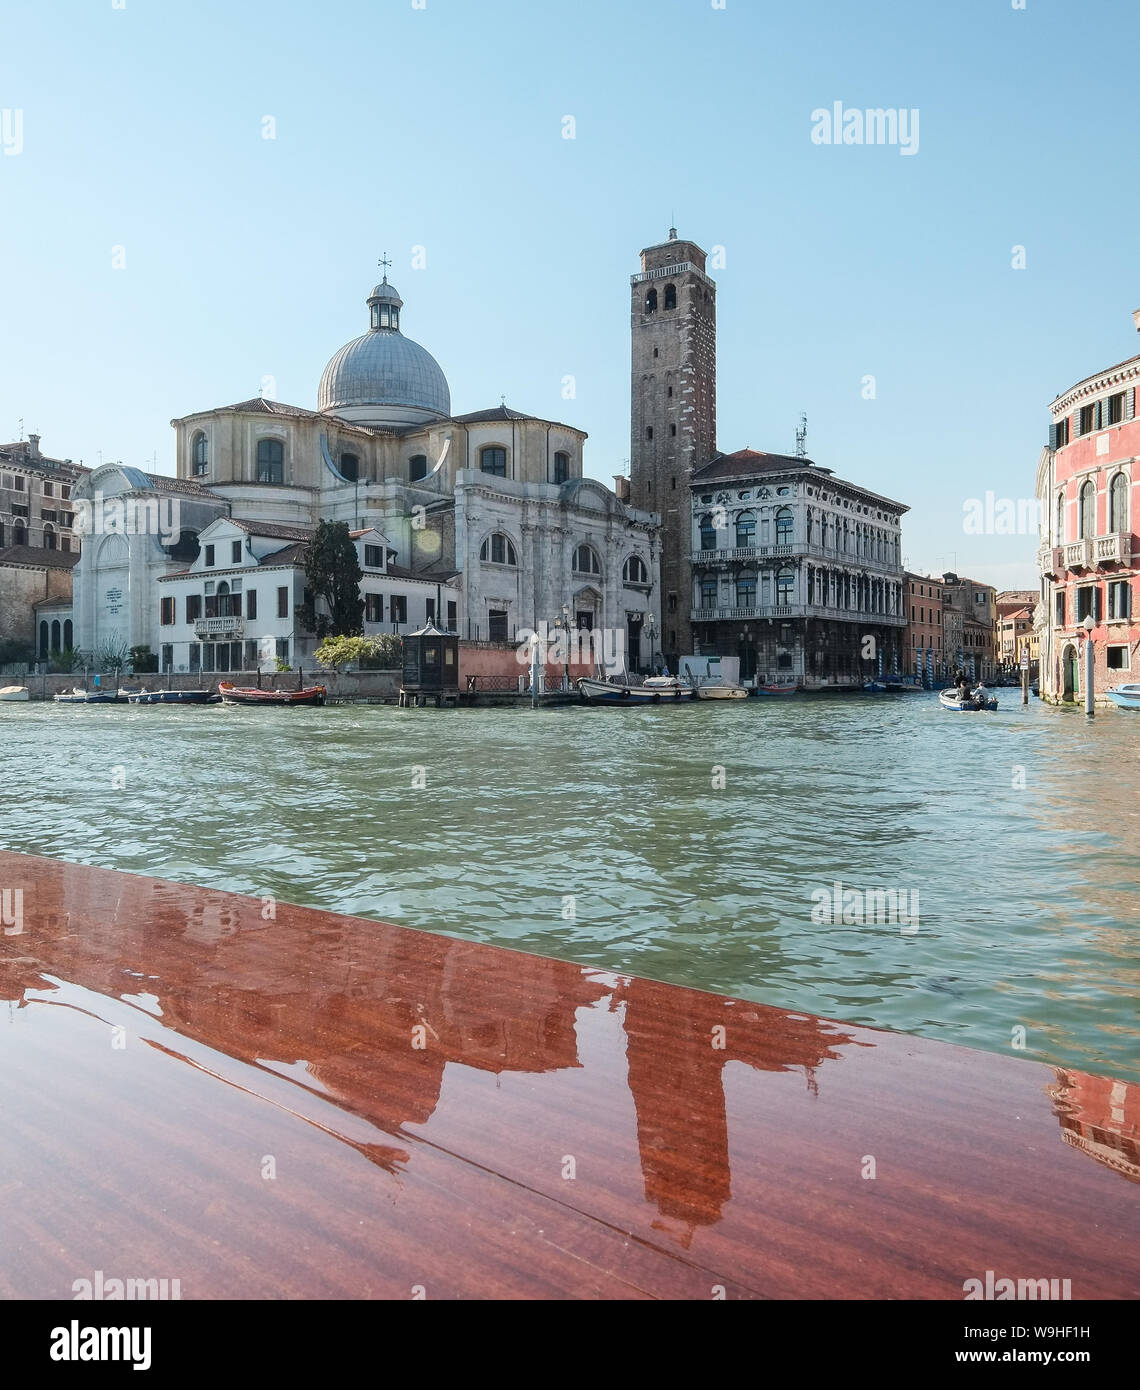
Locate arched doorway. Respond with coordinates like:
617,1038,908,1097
1061,643,1077,702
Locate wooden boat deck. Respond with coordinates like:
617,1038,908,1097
1,849,1137,1300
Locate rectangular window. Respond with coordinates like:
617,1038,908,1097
204,545,215,567
232,540,243,564
61,485,71,500
1107,645,1129,670
390,595,407,625
1054,417,1070,448
161,644,173,673
447,601,457,630
364,544,383,568
246,589,257,619
1054,591,1065,626
277,586,289,619
13,476,24,492
480,447,507,476
365,593,382,623
488,609,509,641
244,639,258,668
275,638,289,665
41,509,57,523
426,598,436,622
42,481,54,497
1108,580,1131,620
1078,405,1095,436
1107,392,1125,426
186,594,202,622
1075,586,1099,622
189,644,201,673
160,596,175,625
202,644,216,673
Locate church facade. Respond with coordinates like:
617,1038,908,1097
75,274,661,673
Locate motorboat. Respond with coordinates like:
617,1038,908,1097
577,674,691,704
752,683,797,697
53,687,121,705
939,685,998,712
126,689,214,705
218,682,327,707
1105,683,1140,710
0,686,30,702
695,683,748,700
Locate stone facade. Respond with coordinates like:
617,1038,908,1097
938,573,996,682
903,573,946,682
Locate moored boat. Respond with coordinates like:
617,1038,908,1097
0,686,30,702
1106,683,1140,710
695,683,748,700
577,674,691,705
218,682,327,707
939,686,998,712
53,687,121,705
752,683,797,697
127,689,214,705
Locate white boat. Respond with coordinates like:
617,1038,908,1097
1106,683,1140,710
695,683,748,700
577,674,691,705
939,686,998,712
0,686,30,702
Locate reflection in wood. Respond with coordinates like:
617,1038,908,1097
0,850,1138,1299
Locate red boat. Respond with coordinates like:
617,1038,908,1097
217,682,327,707
752,683,797,697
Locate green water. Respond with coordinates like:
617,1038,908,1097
2,693,1138,1080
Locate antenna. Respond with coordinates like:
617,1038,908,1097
795,413,808,458
17,418,23,441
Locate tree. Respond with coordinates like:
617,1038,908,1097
314,634,401,670
298,521,364,638
129,644,158,673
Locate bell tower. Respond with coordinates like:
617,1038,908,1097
630,229,717,666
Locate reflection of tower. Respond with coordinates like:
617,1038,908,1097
1049,1068,1140,1184
618,978,850,1246
630,229,717,668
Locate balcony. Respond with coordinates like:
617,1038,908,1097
1063,540,1093,571
691,541,898,571
194,616,243,637
692,604,906,627
1094,532,1132,566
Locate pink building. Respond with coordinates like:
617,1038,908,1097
1036,310,1139,703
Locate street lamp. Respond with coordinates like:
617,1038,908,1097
643,612,660,675
553,604,572,689
1081,612,1095,717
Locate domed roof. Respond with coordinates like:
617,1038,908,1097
318,277,450,426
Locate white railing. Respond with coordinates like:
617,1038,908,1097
1064,539,1093,570
194,616,243,637
1095,532,1131,564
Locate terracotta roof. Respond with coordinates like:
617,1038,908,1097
0,544,80,570
222,398,326,420
692,449,833,481
228,519,313,541
451,405,535,424
259,542,308,567
141,471,219,497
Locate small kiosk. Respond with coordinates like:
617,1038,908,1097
399,620,459,707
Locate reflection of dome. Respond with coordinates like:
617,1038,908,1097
318,278,450,428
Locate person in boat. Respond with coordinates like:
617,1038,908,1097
955,671,974,703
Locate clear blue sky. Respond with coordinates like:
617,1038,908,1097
2,0,1137,588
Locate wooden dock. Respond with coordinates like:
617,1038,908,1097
0,849,1137,1299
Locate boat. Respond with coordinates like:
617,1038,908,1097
0,686,29,702
752,683,797,697
1106,683,1140,710
126,689,213,705
695,683,748,700
577,674,691,705
939,686,998,712
217,682,327,707
52,687,122,705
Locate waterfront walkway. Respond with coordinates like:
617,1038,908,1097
1,849,1136,1299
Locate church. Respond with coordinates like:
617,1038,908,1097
73,269,661,674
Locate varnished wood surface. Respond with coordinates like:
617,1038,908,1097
0,849,1137,1300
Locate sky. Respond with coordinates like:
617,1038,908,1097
2,0,1138,589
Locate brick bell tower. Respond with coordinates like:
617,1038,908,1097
630,228,717,668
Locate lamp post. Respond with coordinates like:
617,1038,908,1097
553,604,572,689
1082,613,1095,717
644,612,659,675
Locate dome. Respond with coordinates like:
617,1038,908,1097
318,277,450,428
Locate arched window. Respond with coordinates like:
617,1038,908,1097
1056,491,1065,543
645,288,658,313
192,432,208,476
479,446,507,477
663,284,677,310
1079,480,1095,539
13,520,27,547
43,525,57,550
339,453,359,482
735,573,757,608
623,554,649,584
1110,472,1129,533
735,511,756,549
553,451,570,484
698,513,717,551
408,455,429,482
256,438,285,484
39,621,48,658
480,532,518,566
64,619,73,649
775,507,794,544
573,544,601,574
51,620,61,652
776,566,795,604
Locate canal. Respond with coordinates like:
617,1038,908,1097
2,692,1137,1081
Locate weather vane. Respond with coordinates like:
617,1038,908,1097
378,252,392,280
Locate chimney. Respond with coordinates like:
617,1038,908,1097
613,475,630,503
1133,308,1140,334
27,433,41,460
